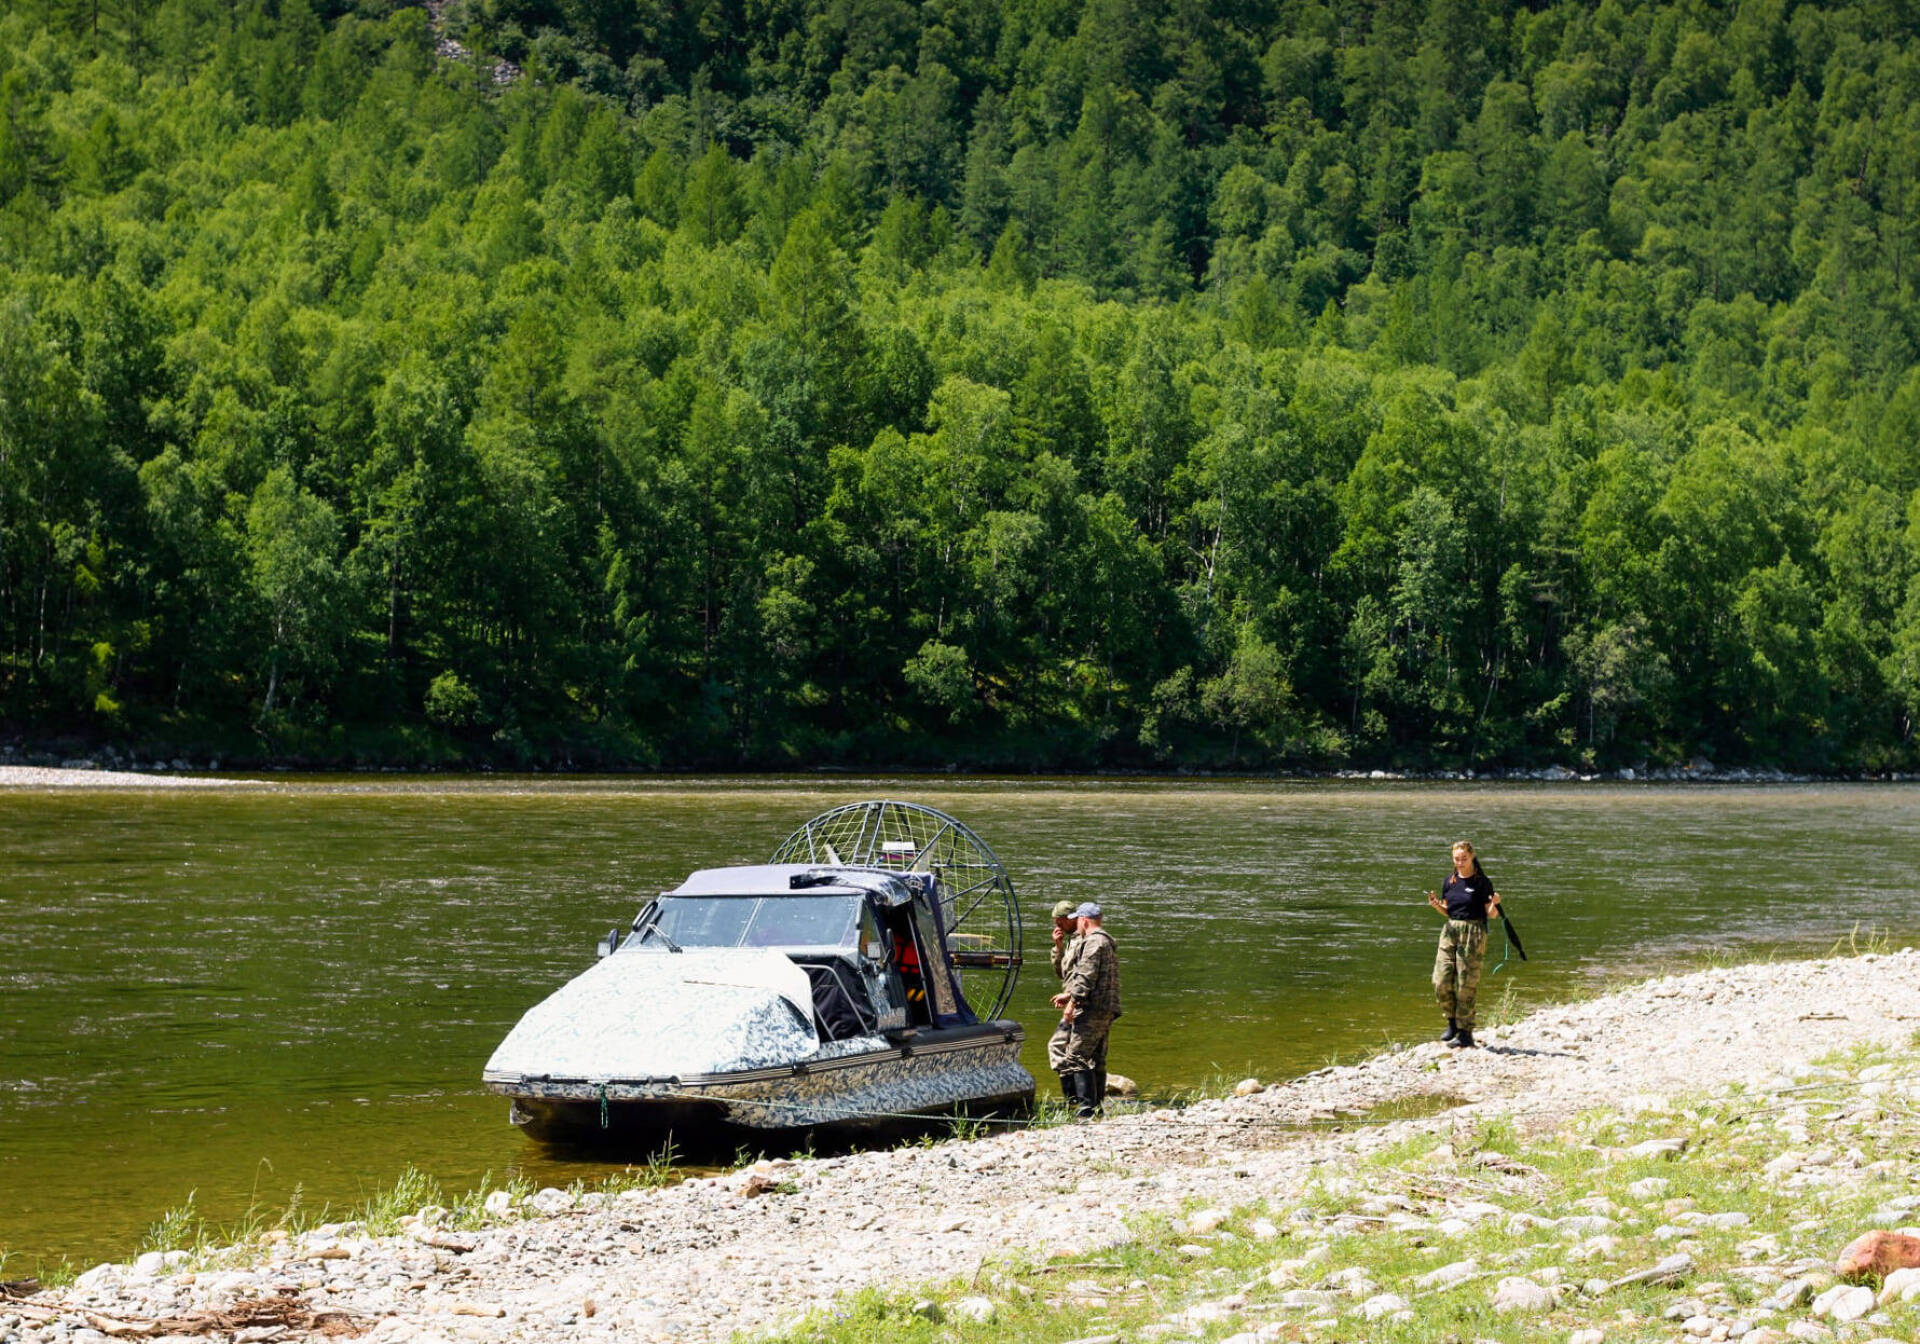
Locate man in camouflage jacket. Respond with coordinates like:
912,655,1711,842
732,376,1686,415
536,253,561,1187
1048,902,1121,1117
1048,899,1079,979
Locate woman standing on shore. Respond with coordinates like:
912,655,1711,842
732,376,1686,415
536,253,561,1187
1427,840,1500,1049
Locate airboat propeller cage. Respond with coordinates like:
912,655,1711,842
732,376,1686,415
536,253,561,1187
771,800,1024,1022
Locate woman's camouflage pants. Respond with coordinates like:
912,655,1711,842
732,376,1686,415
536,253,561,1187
1432,918,1489,1028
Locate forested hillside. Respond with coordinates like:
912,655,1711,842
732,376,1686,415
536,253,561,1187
3,0,1919,769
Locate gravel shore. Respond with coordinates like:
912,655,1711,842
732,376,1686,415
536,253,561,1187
8,948,1918,1344
0,766,249,788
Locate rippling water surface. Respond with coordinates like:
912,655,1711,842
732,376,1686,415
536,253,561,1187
4,778,1918,1267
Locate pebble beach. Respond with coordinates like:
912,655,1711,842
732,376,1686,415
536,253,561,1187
6,947,1919,1344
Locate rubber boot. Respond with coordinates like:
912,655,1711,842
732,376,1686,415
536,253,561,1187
1071,1071,1099,1119
1056,1071,1078,1107
1092,1068,1108,1115
1441,1018,1459,1044
1448,1027,1475,1049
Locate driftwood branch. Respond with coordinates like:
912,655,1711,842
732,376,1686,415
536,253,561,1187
13,1294,370,1339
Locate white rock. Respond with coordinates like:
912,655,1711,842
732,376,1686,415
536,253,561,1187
482,1191,514,1217
1358,1293,1410,1319
951,1296,996,1322
130,1251,169,1278
1233,1079,1265,1096
527,1188,572,1216
1491,1277,1557,1313
1569,1235,1620,1261
1276,1289,1337,1309
1414,1260,1480,1291
1784,1323,1832,1342
1628,1178,1671,1198
1877,1267,1920,1304
1184,1209,1230,1235
1569,1331,1605,1344
1763,1278,1820,1311
1628,1138,1687,1160
1810,1285,1872,1322
1248,1218,1280,1241
1557,1215,1617,1236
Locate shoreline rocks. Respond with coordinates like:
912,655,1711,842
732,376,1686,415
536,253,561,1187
9,947,1920,1344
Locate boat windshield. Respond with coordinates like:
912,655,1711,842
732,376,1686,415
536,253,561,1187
644,895,861,950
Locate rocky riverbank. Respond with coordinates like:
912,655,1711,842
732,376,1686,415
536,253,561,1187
6,949,1919,1344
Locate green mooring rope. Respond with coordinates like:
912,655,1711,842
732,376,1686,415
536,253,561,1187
1489,911,1520,976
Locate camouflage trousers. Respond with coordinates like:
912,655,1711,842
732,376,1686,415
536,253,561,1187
1048,1013,1113,1075
1432,918,1489,1028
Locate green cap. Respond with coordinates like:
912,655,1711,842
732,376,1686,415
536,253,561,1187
1051,900,1077,919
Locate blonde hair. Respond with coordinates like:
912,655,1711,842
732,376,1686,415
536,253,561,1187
1449,840,1484,878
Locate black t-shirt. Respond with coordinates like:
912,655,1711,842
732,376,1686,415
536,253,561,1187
1441,870,1496,920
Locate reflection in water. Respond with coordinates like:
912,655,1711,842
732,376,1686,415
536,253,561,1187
3,779,1917,1266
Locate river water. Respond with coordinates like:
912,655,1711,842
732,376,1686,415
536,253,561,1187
4,778,1917,1269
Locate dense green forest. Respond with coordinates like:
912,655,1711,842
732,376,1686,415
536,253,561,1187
2,0,1919,769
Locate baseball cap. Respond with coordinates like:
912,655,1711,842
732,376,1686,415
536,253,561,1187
1051,900,1076,919
1070,902,1102,919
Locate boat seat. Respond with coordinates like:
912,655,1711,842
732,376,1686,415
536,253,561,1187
797,961,875,1042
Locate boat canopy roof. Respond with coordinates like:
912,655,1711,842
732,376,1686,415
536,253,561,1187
666,863,919,907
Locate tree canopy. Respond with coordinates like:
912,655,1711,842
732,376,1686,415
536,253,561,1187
2,0,1918,770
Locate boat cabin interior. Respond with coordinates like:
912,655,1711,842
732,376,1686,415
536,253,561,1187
618,869,972,1044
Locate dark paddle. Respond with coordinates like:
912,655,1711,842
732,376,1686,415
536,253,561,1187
1498,909,1528,965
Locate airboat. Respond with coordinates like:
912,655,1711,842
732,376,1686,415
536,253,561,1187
483,800,1034,1146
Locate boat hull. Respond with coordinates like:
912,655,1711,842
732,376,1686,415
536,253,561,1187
485,1020,1033,1148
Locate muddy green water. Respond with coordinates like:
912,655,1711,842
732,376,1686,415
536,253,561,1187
5,779,1918,1269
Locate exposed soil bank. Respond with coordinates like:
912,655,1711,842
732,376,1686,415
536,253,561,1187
6,949,1918,1344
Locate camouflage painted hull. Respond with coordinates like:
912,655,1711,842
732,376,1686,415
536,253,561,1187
485,1020,1032,1147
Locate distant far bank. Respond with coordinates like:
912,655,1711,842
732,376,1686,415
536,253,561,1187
4,755,1918,789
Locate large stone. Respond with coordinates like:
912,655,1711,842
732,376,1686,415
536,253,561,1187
1876,1266,1920,1305
1358,1293,1410,1319
951,1296,996,1322
1232,1079,1264,1096
1835,1231,1920,1279
527,1188,573,1217
1605,1252,1693,1291
1568,1331,1605,1344
1628,1138,1688,1160
1557,1215,1618,1236
1809,1284,1872,1322
1762,1278,1820,1312
1414,1260,1480,1291
1491,1277,1557,1313
1275,1289,1337,1310
1104,1074,1137,1098
1183,1209,1230,1235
